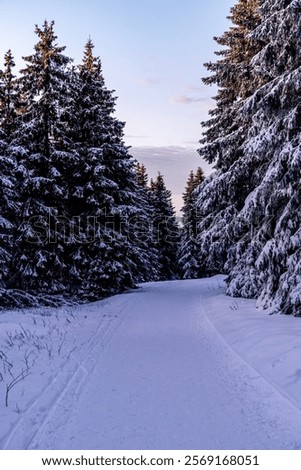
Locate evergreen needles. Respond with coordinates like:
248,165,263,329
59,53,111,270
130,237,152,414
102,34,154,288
0,21,179,307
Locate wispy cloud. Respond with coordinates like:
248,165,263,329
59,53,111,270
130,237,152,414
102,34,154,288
125,135,148,140
170,95,195,104
186,84,205,92
170,95,213,105
183,140,200,146
130,145,213,214
136,78,161,86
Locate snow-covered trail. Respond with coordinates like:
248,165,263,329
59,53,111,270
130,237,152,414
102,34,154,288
4,278,301,449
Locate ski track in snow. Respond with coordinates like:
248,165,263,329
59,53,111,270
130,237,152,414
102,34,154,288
2,277,301,449
1,299,136,450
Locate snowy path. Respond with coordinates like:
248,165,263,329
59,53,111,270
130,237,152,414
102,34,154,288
3,278,301,449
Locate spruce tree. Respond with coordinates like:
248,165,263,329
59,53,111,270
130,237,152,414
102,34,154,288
195,0,264,277
8,21,74,297
64,39,159,298
225,0,301,315
179,168,205,279
149,173,179,280
196,0,301,316
0,51,20,305
136,162,148,188
200,0,262,169
0,50,18,137
134,162,161,281
0,130,15,295
0,63,3,119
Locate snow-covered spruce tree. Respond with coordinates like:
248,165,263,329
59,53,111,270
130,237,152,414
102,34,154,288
134,162,161,281
179,167,205,279
195,0,264,276
0,62,3,116
8,21,74,298
225,0,301,315
200,0,262,169
62,39,159,298
0,51,21,306
136,162,148,188
0,129,15,301
0,50,19,137
149,173,180,280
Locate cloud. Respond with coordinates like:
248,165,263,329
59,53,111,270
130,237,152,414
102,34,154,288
186,84,206,92
170,95,196,104
136,78,161,86
170,95,213,105
182,140,201,146
125,135,148,140
130,145,213,214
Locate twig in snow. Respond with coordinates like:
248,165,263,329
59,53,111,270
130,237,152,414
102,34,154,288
22,350,35,373
45,342,53,360
6,370,31,407
58,331,67,356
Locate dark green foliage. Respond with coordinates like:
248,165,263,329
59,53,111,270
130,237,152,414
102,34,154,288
1,5,294,316
64,39,160,297
136,163,148,188
0,27,166,307
8,21,73,295
194,0,301,316
149,173,180,280
200,0,262,170
226,0,301,315
0,51,19,296
0,132,17,290
195,0,264,277
179,168,205,279
0,50,19,137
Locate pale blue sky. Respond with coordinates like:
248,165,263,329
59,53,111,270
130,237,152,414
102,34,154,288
0,0,235,212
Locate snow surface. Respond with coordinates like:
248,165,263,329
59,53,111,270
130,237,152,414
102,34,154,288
1,276,301,450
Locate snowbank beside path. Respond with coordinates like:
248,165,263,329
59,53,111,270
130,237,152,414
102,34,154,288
202,275,301,411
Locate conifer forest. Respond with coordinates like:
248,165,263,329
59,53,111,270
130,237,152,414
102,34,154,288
0,0,300,318
2,0,301,454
